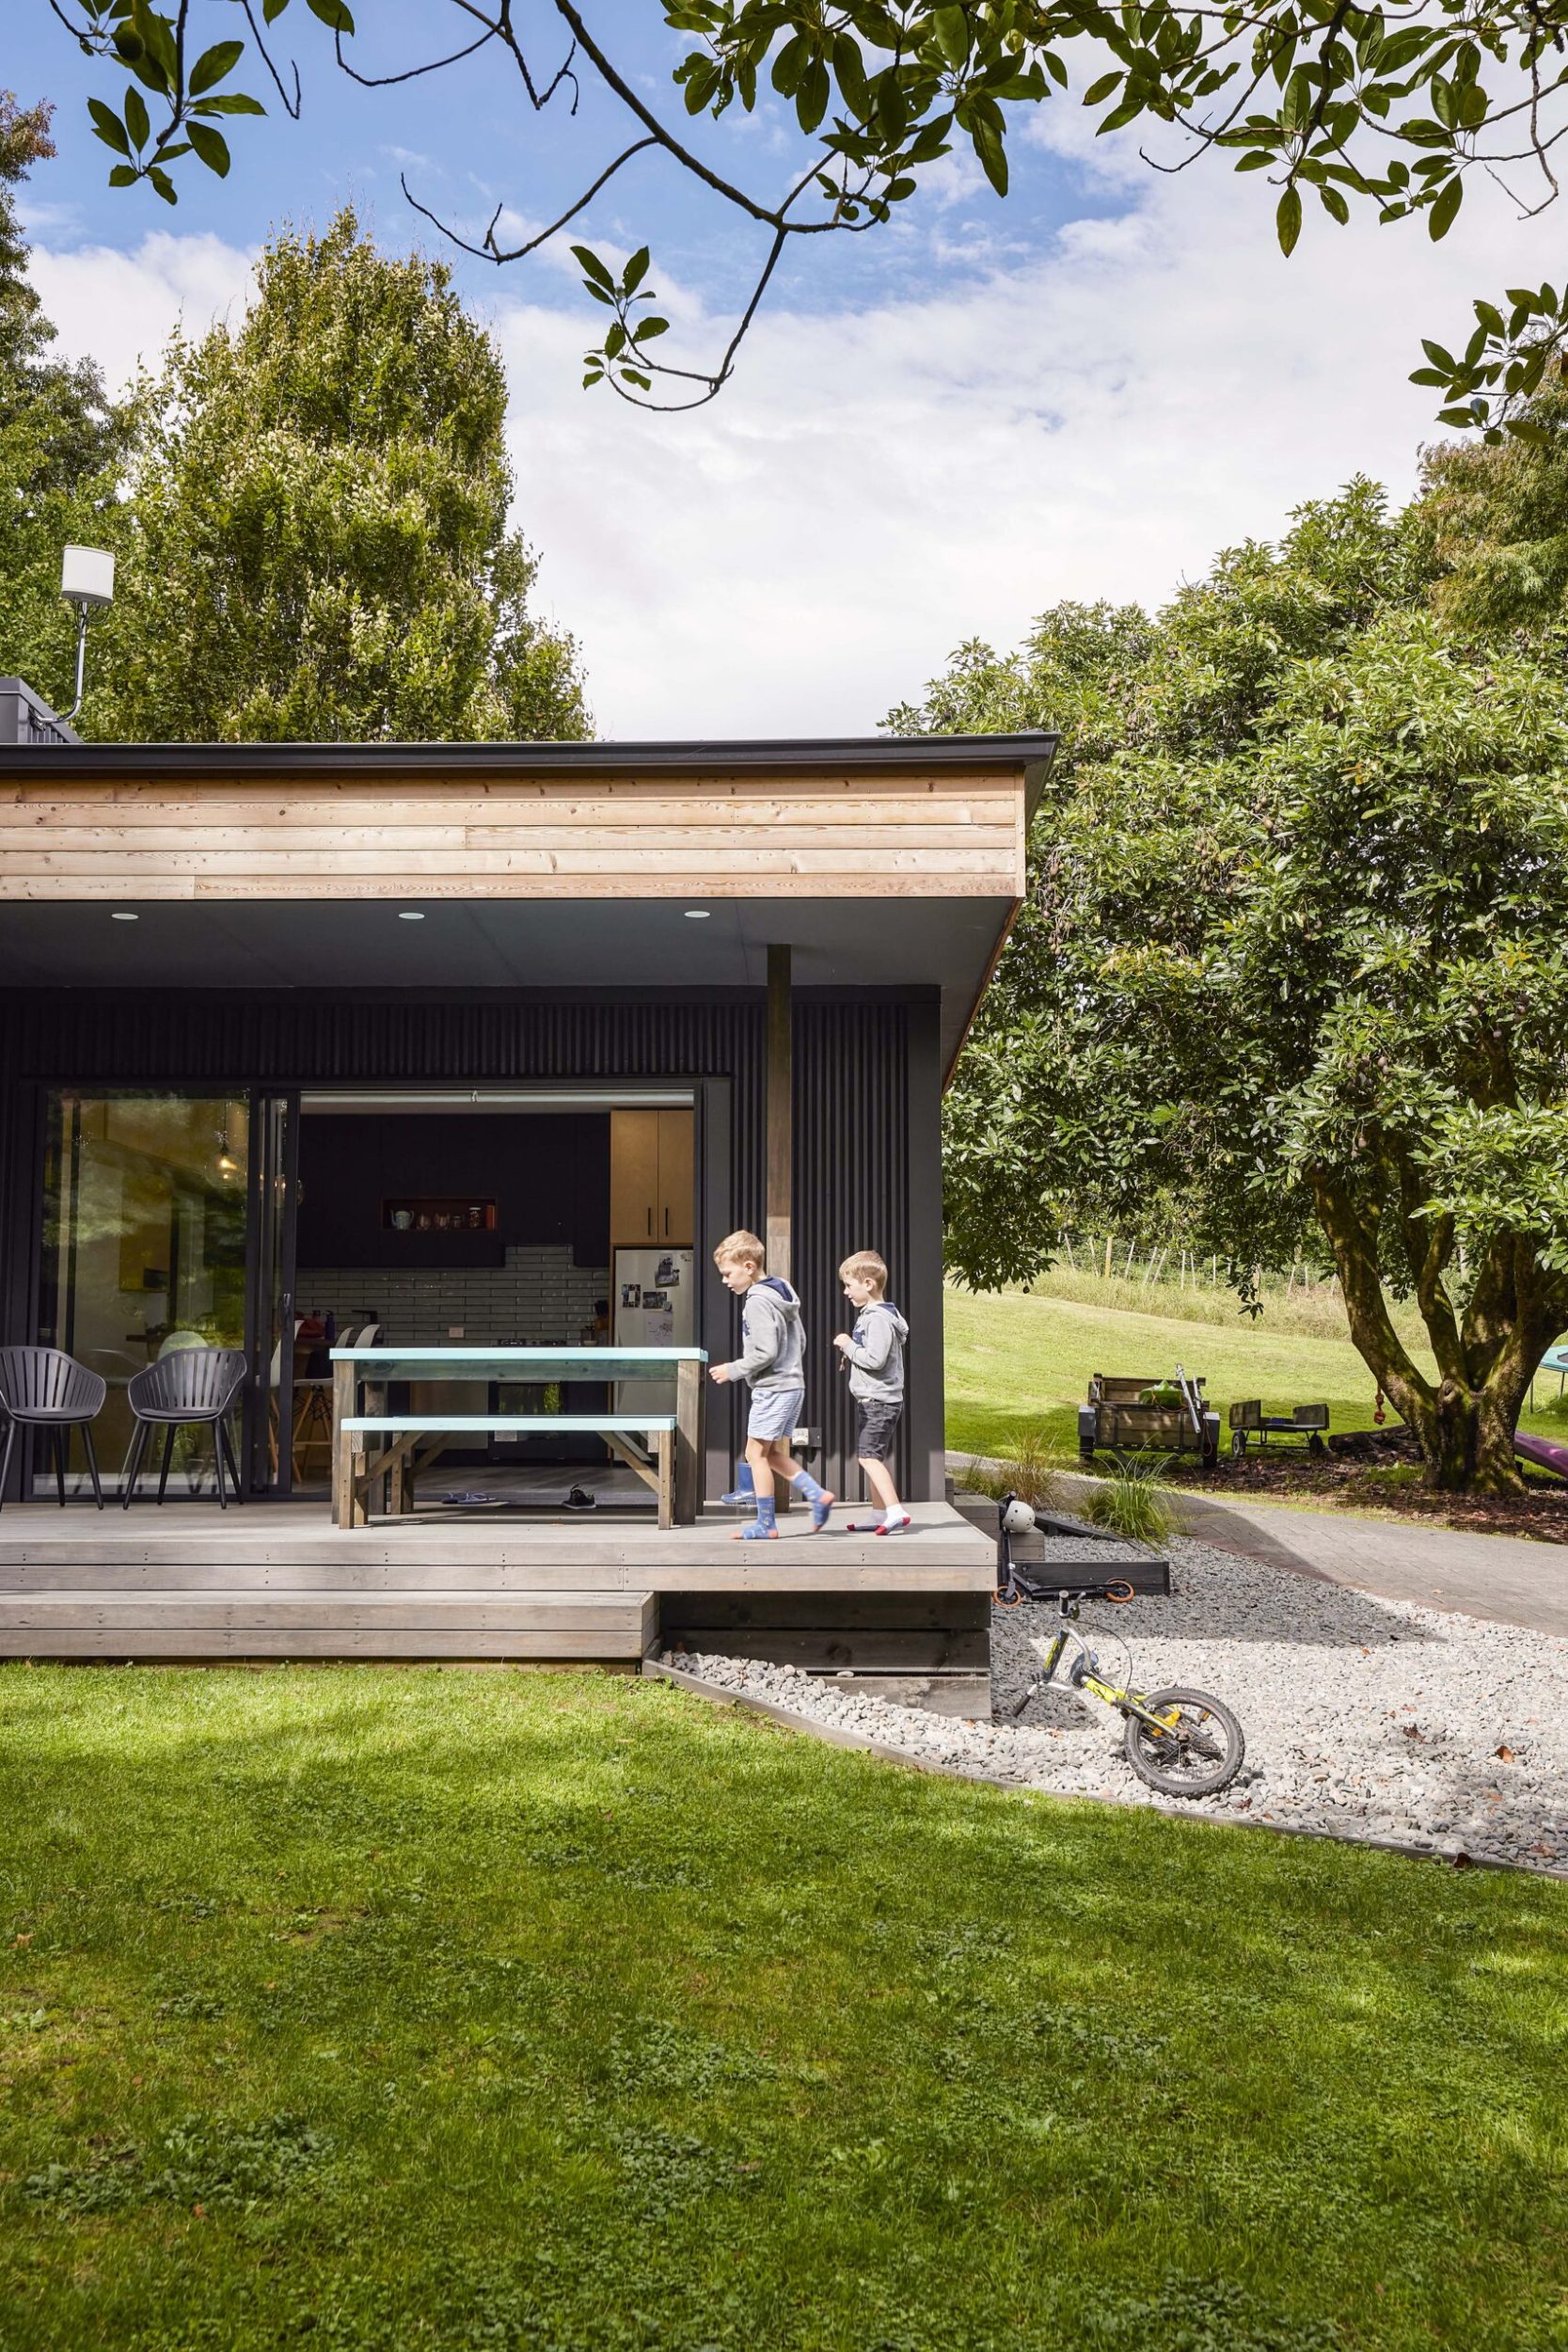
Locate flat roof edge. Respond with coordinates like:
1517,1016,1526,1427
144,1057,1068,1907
0,730,1059,779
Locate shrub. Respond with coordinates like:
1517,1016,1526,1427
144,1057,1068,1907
1081,1453,1177,1547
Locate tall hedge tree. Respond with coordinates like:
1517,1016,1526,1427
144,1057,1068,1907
90,210,590,741
896,484,1568,1494
0,92,125,709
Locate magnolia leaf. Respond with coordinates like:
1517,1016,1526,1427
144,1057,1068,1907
187,120,231,177
932,5,969,70
189,40,244,95
87,98,132,157
1427,174,1463,240
570,245,617,293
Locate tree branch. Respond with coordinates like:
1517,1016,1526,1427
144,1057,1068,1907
1309,1165,1434,1424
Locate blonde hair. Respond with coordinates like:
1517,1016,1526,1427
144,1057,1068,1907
714,1229,766,1270
839,1250,887,1295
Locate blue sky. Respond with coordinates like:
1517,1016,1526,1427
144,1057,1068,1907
11,4,1566,734
16,2,1117,326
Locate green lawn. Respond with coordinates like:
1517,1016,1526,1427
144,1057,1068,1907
3,1667,1566,2351
944,1283,1568,1463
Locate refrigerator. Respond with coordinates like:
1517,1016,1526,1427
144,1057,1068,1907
613,1247,694,1416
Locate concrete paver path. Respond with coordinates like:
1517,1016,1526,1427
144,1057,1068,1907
948,1454,1568,1641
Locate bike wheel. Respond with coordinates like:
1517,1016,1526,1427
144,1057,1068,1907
1123,1687,1243,1798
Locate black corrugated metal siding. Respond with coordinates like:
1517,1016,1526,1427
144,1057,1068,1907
0,986,942,1502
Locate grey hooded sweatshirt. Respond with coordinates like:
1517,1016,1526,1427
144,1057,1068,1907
839,1300,908,1401
721,1276,806,1392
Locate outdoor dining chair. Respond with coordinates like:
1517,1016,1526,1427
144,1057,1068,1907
0,1345,107,1510
122,1346,247,1510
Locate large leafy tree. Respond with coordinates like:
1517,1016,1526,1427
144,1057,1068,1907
1410,380,1568,636
89,210,590,741
38,0,1568,426
0,92,125,709
895,484,1568,1493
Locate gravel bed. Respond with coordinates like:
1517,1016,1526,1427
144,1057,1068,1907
663,1530,1568,1875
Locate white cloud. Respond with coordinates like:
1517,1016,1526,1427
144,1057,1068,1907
492,167,1565,735
27,172,1565,739
30,230,256,387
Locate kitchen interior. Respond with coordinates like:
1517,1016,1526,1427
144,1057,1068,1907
287,1091,695,1499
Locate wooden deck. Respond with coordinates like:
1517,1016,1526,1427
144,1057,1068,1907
0,1502,997,1688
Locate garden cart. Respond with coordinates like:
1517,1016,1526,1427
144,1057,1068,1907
1078,1367,1219,1468
1227,1400,1329,1458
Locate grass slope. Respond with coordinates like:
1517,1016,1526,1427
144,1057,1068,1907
2,1667,1566,2351
944,1284,1568,1465
944,1283,1422,1460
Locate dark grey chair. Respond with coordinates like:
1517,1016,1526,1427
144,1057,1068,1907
123,1347,247,1510
0,1346,107,1510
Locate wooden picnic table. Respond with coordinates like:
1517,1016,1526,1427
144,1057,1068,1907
328,1345,706,1530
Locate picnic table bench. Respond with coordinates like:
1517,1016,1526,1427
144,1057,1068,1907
329,1346,705,1529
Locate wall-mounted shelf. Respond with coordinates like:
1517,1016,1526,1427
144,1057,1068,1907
383,1197,497,1236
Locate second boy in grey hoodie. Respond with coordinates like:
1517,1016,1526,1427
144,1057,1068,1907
832,1248,912,1534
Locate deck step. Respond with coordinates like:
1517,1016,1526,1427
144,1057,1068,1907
0,1587,656,1661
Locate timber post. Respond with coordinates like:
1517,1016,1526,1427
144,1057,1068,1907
766,943,792,1281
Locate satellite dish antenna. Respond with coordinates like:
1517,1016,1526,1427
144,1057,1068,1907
60,544,115,722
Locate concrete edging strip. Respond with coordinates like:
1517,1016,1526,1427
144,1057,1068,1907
641,1656,1568,1883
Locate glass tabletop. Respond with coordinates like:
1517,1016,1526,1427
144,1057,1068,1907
329,1345,706,1384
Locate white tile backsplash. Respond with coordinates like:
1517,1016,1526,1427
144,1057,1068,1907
296,1245,610,1345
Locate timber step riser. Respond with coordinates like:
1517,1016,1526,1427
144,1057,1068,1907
0,1562,995,1595
0,1564,1001,1597
0,1589,656,1661
0,1635,647,1661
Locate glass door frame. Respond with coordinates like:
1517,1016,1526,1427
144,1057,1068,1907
26,1085,258,1502
245,1088,300,1498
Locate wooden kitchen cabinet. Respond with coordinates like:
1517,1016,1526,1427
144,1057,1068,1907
610,1108,693,1247
656,1109,693,1246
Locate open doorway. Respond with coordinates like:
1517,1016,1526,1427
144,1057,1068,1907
278,1089,696,1503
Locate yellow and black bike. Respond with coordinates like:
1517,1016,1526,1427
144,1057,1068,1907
996,1495,1244,1799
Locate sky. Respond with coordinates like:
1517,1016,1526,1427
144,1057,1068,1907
10,2,1564,737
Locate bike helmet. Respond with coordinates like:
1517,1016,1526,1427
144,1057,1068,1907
1000,1496,1037,1537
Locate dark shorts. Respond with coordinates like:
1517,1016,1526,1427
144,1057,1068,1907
854,1397,903,1463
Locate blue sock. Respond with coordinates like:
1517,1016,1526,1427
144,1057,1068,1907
791,1468,824,1504
754,1494,777,1531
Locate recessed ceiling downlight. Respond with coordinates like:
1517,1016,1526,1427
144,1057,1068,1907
683,909,711,920
398,910,426,922
111,910,138,922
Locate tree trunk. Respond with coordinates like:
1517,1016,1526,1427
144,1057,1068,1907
1307,1168,1554,1496
1411,1375,1529,1495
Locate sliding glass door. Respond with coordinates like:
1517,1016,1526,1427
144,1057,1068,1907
38,1092,252,1498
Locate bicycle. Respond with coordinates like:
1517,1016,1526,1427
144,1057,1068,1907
995,1495,1244,1799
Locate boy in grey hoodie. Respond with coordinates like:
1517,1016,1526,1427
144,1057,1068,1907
709,1229,833,1539
832,1249,911,1534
